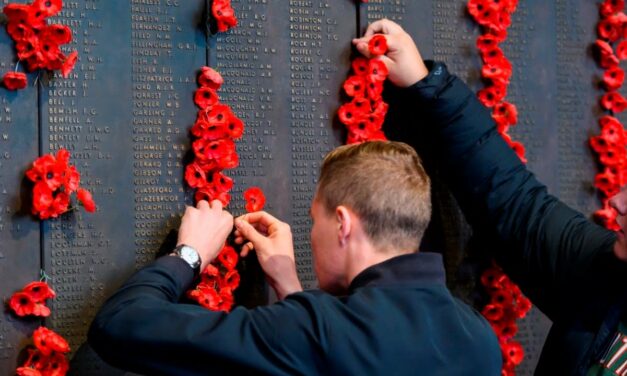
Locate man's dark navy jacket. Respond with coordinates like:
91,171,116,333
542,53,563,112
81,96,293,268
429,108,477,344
394,61,627,375
88,251,502,375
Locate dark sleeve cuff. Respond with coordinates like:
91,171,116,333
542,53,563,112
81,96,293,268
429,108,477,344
153,255,196,298
405,61,451,100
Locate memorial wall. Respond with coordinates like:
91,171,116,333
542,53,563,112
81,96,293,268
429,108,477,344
0,0,622,374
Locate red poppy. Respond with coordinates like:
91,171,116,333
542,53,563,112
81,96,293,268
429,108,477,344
213,0,237,33
590,135,611,153
9,292,36,316
343,75,367,97
218,288,234,312
205,103,232,126
502,341,524,366
352,57,369,76
366,80,384,100
482,303,505,321
598,14,624,42
618,40,627,60
217,245,238,270
480,46,506,65
39,351,69,376
482,63,512,85
32,182,54,215
600,0,625,17
198,66,224,90
3,71,28,90
221,269,240,290
194,87,219,109
492,102,518,127
598,146,627,167
33,0,63,17
184,163,207,188
244,186,266,212
16,32,40,60
46,191,70,219
187,285,221,310
33,327,70,356
372,100,389,118
601,91,627,112
508,140,527,164
225,114,244,139
476,33,501,52
41,24,72,44
477,84,507,107
195,186,231,207
347,115,379,139
338,103,360,125
61,51,78,78
350,97,372,114
3,3,30,23
26,154,65,190
599,116,626,144
603,66,625,91
23,281,56,302
596,170,620,197
595,40,620,68
200,264,220,284
367,59,388,82
16,367,43,376
515,296,532,319
368,34,388,56
191,119,227,141
77,188,96,213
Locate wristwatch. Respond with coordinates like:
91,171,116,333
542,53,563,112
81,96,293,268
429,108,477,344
170,244,201,273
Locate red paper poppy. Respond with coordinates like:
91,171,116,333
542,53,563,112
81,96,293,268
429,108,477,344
590,135,611,153
33,0,62,17
198,66,224,90
366,80,384,100
367,59,388,82
218,288,234,312
476,33,501,52
207,171,234,193
372,99,389,118
601,91,627,112
244,186,266,212
205,103,232,126
32,182,54,213
213,0,237,32
343,75,367,97
368,34,388,56
618,40,627,60
595,40,620,68
515,296,532,318
217,245,238,271
9,292,36,316
16,367,42,376
477,84,507,107
194,87,219,110
33,327,70,356
61,51,78,78
482,63,512,85
599,116,626,144
492,102,518,127
16,33,40,60
77,188,96,213
3,3,30,23
184,163,207,188
3,71,28,90
595,203,621,231
338,103,360,125
26,155,64,190
347,115,379,139
23,281,56,302
195,186,231,207
187,285,221,310
221,269,240,290
225,114,244,139
350,97,372,114
600,0,625,17
480,46,506,65
41,24,72,44
598,14,624,42
482,303,505,321
603,66,625,91
39,351,69,376
502,341,524,366
598,146,627,167
191,119,226,141
352,57,369,76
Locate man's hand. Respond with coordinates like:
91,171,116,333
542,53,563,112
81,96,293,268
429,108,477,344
177,200,233,270
234,212,303,299
352,19,428,88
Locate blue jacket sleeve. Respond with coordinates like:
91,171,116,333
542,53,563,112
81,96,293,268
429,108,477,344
88,256,328,376
399,61,624,321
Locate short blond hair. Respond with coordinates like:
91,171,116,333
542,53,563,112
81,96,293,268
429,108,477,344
317,141,431,252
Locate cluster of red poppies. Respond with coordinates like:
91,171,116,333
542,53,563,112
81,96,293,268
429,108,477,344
338,35,390,144
480,265,532,374
8,281,55,317
16,327,70,376
1,1,78,91
590,0,627,231
26,149,96,220
6,281,70,375
468,0,526,164
212,0,237,33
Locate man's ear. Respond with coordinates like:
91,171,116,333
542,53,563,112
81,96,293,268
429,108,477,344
336,205,352,247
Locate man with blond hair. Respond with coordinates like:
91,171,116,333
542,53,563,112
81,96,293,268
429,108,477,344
89,141,501,375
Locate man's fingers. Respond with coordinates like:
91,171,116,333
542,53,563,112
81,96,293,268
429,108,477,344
240,242,254,257
209,199,223,211
197,200,210,210
353,40,372,59
364,18,400,37
234,218,265,244
237,211,281,229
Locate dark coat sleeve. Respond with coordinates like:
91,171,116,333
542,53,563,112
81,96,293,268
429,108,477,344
397,61,624,321
88,256,328,376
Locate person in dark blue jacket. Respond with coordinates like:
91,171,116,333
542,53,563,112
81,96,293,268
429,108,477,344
351,18,627,376
88,140,501,375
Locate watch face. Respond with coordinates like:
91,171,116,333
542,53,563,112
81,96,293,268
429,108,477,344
180,246,200,267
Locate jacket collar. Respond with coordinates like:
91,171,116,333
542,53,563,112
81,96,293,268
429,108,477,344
348,252,446,293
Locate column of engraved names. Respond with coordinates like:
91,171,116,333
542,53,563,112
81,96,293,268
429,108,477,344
366,0,406,25
131,1,185,269
432,0,475,83
45,0,112,346
555,0,595,211
215,0,276,212
289,1,336,289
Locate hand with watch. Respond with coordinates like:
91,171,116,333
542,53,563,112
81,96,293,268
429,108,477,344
170,200,234,273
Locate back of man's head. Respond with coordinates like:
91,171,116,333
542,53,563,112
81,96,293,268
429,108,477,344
317,141,431,253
